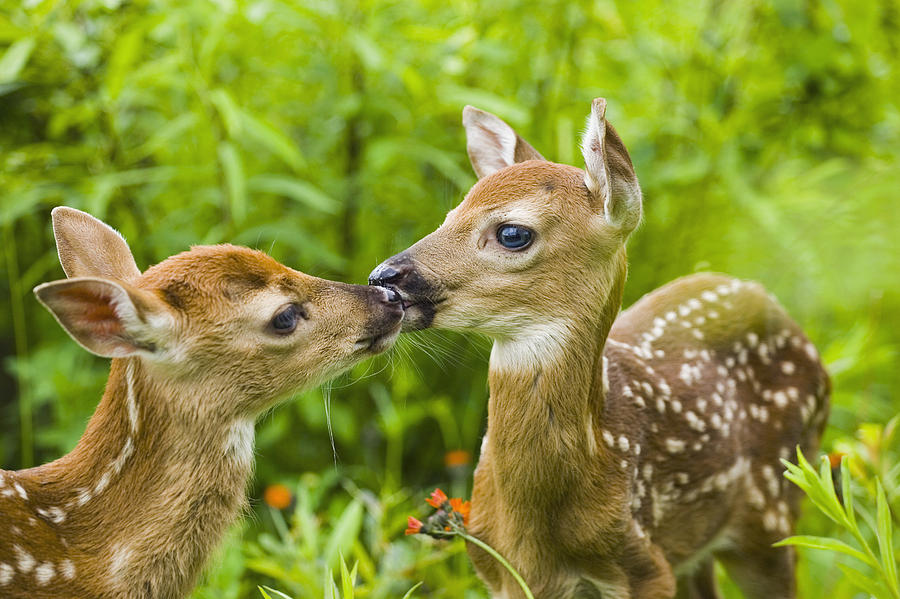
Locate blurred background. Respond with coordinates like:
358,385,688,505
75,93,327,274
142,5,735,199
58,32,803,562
1,0,898,597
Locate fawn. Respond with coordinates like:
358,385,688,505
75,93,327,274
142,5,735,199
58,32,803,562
0,207,403,598
370,99,830,598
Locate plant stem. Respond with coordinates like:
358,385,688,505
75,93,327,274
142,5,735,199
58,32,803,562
456,530,535,599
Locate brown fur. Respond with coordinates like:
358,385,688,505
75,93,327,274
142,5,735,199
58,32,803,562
0,208,402,598
371,101,829,598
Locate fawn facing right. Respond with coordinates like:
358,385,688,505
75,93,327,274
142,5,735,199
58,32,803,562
371,99,830,598
0,207,403,598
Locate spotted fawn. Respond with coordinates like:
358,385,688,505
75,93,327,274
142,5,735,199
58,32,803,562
370,99,829,598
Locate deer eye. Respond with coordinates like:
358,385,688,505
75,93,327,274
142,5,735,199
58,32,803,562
269,304,307,335
497,225,534,250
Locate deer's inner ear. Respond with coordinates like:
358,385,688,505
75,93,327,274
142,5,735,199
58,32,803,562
463,106,545,179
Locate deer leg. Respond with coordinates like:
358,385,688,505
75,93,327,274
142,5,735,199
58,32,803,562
675,559,720,599
621,533,677,599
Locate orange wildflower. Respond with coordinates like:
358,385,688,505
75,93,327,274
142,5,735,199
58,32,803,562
405,516,423,535
449,497,471,525
263,484,292,510
426,488,449,509
828,451,845,470
444,449,472,468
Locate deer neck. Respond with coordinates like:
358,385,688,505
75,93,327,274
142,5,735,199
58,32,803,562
484,260,625,509
27,357,254,595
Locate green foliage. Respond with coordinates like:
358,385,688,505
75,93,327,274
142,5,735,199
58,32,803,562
778,449,900,599
2,0,899,597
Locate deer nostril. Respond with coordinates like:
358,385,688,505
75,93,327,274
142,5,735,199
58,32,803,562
368,264,403,286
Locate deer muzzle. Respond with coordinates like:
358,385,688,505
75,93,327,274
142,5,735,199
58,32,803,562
368,252,444,331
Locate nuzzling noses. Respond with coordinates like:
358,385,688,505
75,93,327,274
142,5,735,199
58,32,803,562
368,258,414,288
368,254,443,331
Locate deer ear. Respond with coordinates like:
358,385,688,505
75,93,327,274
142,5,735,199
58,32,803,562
581,98,642,234
52,207,141,283
462,106,545,179
35,278,172,359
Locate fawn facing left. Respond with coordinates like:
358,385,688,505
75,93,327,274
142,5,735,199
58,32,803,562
0,207,403,598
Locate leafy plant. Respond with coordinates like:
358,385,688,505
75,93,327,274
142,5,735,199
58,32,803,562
777,449,899,599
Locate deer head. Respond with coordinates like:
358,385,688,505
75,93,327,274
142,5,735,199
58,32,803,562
369,99,641,363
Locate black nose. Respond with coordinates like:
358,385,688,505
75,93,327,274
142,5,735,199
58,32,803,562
368,260,411,287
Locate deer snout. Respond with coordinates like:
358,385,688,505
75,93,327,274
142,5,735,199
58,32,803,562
368,259,413,287
368,253,443,331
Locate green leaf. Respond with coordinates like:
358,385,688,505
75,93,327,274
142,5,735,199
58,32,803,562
875,479,899,594
836,563,894,599
0,36,35,84
259,586,295,599
238,111,306,172
400,581,424,599
323,500,363,569
437,84,530,125
210,88,242,137
841,456,856,529
218,142,247,223
339,553,355,598
247,175,340,213
104,24,146,100
773,535,875,568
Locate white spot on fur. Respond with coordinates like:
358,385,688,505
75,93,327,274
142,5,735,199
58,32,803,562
617,435,630,452
763,510,778,531
781,361,795,375
76,487,92,507
601,356,610,396
0,563,13,585
748,483,766,509
671,399,683,413
685,411,706,432
13,482,27,501
60,559,76,580
602,430,615,448
773,391,788,408
94,471,111,495
109,543,133,578
805,342,819,361
665,438,686,454
224,419,256,469
13,545,34,574
125,359,140,434
35,562,55,585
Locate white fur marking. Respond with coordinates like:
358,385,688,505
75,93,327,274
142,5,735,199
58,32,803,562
13,545,34,574
35,562,55,585
60,559,76,580
224,419,256,469
13,482,27,501
665,438,686,454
